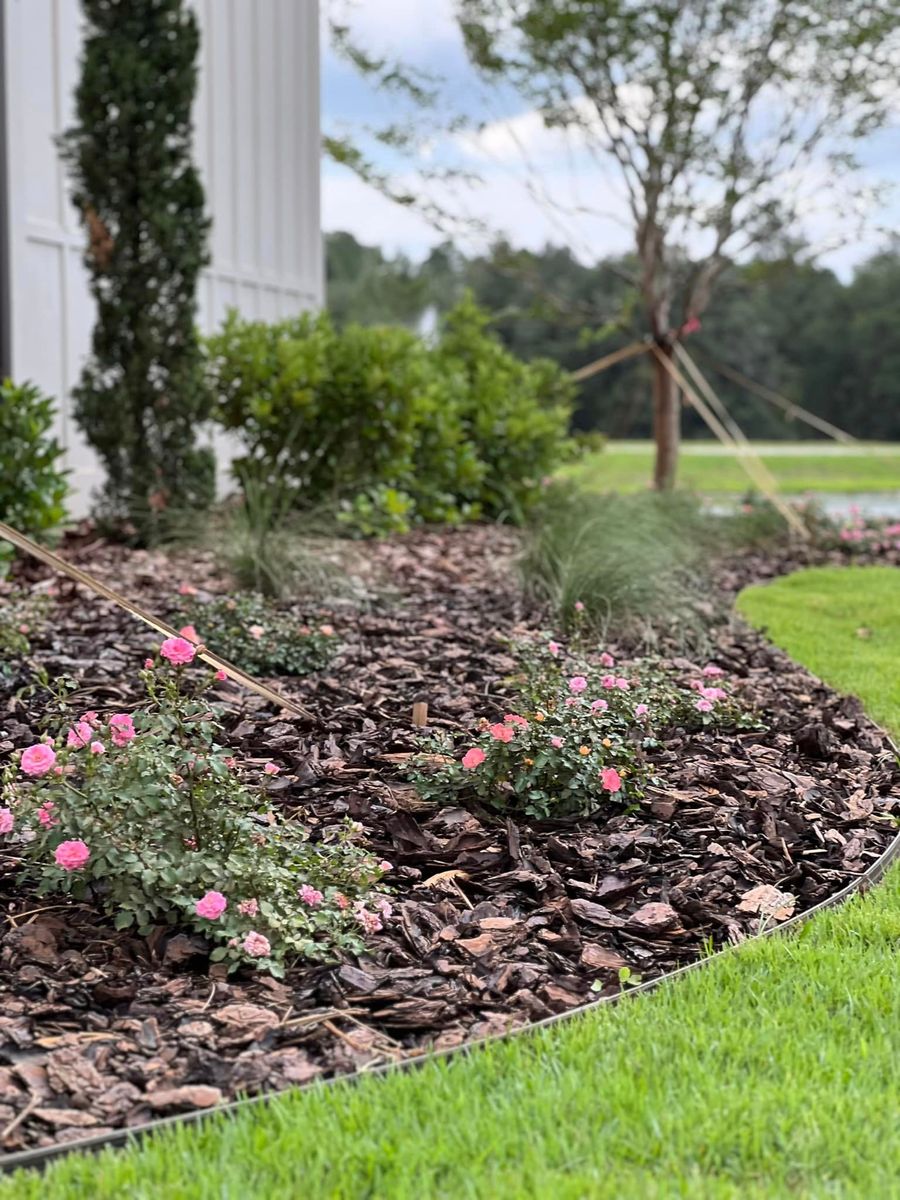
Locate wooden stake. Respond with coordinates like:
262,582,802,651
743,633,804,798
650,348,808,540
570,340,649,382
411,701,429,728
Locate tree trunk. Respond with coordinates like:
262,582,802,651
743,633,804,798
652,343,680,490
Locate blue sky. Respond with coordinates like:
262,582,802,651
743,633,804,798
321,1,900,280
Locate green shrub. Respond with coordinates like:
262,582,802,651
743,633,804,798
173,593,336,677
0,380,69,569
2,645,389,976
206,296,572,528
434,293,574,521
410,641,753,819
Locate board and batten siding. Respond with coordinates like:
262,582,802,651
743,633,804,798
2,0,322,515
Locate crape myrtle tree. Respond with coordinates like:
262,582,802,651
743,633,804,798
457,0,900,487
60,0,213,541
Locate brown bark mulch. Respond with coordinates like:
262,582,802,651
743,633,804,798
0,528,896,1151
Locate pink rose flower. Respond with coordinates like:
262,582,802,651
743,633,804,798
80,711,99,727
318,624,334,637
18,624,29,634
21,743,56,777
504,714,529,728
615,678,630,691
179,625,200,644
702,664,724,677
379,860,393,873
55,840,90,871
178,583,198,596
335,892,350,910
354,903,383,935
696,698,713,712
689,679,704,691
600,767,622,793
547,641,560,657
214,669,228,682
160,637,196,665
195,890,228,920
590,699,609,712
66,721,94,749
37,802,58,827
90,741,105,755
376,898,393,919
635,704,649,717
568,676,588,693
263,762,280,775
0,808,13,834
144,658,154,670
599,652,615,668
299,884,324,906
600,674,617,689
462,747,486,770
248,625,264,640
242,931,271,958
701,686,726,701
550,736,564,749
574,601,585,612
109,714,136,747
237,899,259,917
489,723,514,743
224,757,237,770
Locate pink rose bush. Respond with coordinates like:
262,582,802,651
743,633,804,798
0,638,389,976
411,638,754,819
173,593,336,679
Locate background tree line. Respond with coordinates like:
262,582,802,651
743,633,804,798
327,231,900,443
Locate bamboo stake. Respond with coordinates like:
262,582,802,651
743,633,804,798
570,340,649,382
0,520,314,719
649,348,808,539
675,344,804,519
696,351,857,444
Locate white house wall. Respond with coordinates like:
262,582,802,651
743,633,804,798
3,0,322,516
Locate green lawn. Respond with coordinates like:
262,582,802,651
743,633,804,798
737,566,900,734
4,567,900,1199
565,440,900,494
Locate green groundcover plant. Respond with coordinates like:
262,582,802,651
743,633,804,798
411,636,754,819
173,589,336,676
0,636,390,976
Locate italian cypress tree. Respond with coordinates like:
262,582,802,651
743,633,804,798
60,0,214,541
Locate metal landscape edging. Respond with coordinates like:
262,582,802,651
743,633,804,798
2,743,899,1177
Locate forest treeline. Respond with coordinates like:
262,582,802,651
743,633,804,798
326,232,900,441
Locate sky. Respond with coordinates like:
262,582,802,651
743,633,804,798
320,0,900,281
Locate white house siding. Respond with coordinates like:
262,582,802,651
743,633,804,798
2,0,322,516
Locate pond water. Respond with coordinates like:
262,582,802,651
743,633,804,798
711,492,900,520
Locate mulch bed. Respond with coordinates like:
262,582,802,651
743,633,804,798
0,528,897,1152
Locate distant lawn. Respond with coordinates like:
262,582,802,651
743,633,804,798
565,440,900,494
6,568,900,1199
737,565,900,734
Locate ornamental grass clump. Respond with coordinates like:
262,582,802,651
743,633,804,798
411,640,754,820
1,637,388,976
173,591,336,677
